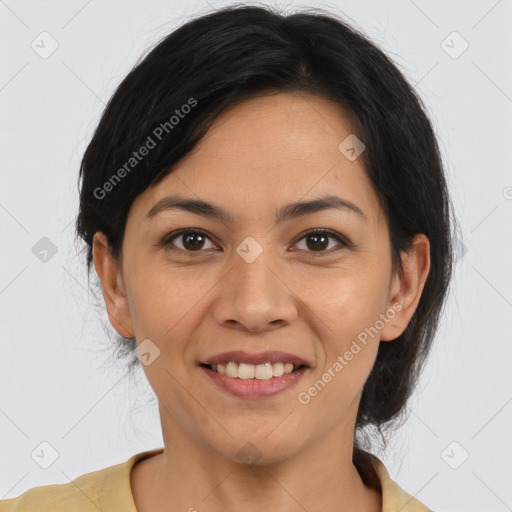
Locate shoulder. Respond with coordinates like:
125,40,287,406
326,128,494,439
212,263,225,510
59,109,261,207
356,449,433,512
0,478,97,512
0,449,163,512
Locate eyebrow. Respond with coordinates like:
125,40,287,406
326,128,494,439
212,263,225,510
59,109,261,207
146,194,367,223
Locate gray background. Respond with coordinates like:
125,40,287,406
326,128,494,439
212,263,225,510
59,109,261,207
1,1,511,510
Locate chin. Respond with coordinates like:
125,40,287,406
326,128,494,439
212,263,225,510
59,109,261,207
206,429,305,466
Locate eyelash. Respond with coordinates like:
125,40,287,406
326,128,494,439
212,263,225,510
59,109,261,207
159,228,351,256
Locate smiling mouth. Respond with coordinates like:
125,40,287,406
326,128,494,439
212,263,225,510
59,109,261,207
199,362,306,380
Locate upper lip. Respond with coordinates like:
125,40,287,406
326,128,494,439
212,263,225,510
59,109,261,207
200,350,311,367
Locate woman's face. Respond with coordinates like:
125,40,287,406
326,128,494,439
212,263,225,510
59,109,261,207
95,92,428,464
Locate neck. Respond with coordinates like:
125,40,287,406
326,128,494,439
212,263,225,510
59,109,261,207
131,407,382,512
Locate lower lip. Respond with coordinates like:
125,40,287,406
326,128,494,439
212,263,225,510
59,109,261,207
200,365,308,399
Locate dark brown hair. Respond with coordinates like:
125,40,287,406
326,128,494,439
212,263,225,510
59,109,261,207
75,4,455,478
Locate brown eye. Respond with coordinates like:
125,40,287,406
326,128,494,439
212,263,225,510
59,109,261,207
160,228,349,256
162,229,217,253
294,229,349,254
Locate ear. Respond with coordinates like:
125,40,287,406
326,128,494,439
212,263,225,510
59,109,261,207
92,232,135,339
380,234,431,342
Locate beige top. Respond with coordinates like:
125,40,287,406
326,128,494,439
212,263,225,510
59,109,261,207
0,448,431,511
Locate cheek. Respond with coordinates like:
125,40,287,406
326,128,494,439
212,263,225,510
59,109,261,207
126,263,207,339
125,265,203,403
301,263,389,395
300,282,384,413
306,265,390,342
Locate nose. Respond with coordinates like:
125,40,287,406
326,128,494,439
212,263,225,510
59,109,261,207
211,247,298,333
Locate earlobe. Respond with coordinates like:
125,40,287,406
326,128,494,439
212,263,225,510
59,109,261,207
92,232,135,339
380,234,431,342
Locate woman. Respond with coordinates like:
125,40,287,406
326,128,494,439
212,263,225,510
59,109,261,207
1,4,454,511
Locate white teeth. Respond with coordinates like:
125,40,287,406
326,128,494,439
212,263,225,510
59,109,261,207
211,361,301,380
254,363,273,380
272,362,284,377
238,363,255,379
226,361,238,378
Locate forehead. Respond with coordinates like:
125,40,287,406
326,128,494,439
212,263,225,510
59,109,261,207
131,92,383,228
